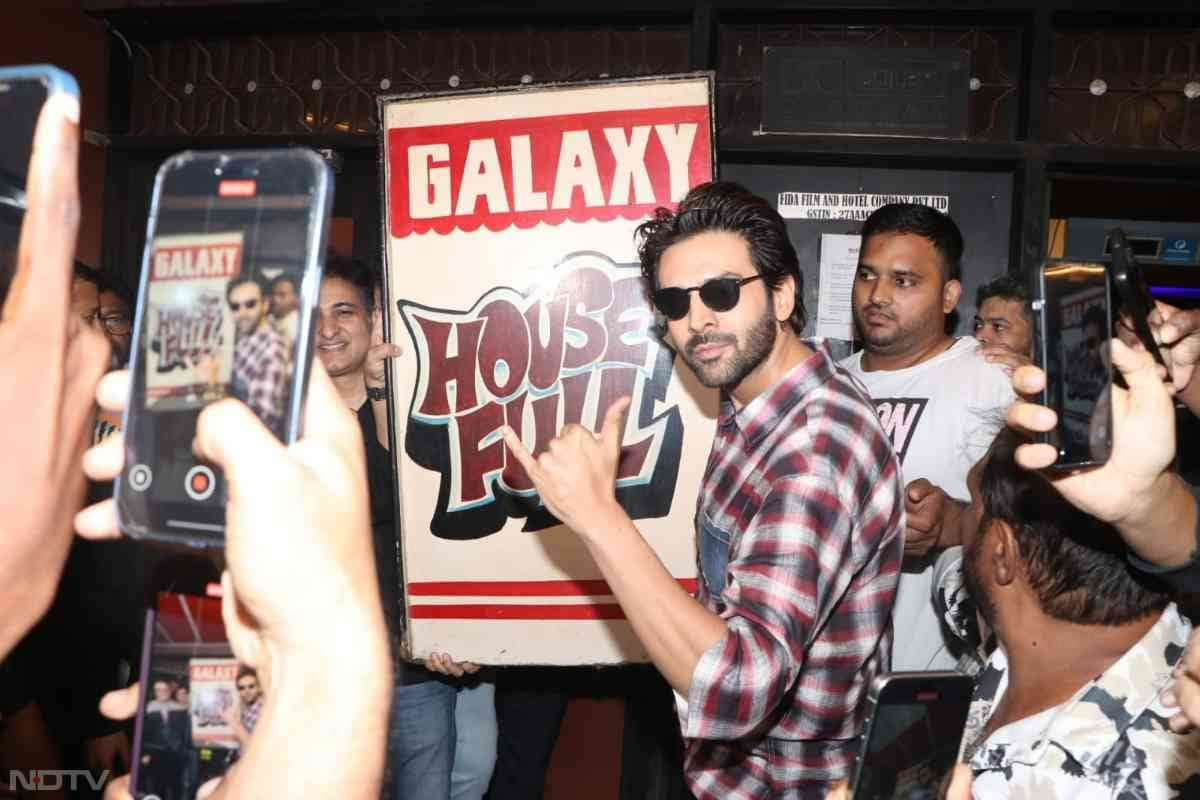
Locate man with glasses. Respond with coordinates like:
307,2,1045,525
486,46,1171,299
224,666,264,748
97,275,132,368
502,182,904,798
225,275,289,438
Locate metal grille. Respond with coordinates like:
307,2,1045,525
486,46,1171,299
129,27,692,136
716,22,1021,141
1048,27,1200,150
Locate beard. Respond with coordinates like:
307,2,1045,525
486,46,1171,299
962,537,998,633
680,309,777,390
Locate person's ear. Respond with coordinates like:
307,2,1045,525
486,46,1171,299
943,278,962,315
991,521,1018,588
772,273,796,325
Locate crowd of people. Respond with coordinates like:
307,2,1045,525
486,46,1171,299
3,83,1200,800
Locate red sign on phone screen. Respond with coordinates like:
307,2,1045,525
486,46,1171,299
218,179,256,197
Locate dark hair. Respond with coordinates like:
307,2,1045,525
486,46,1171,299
860,203,963,283
236,665,257,682
322,256,377,317
226,274,265,301
73,261,104,287
975,274,1032,324
269,273,298,294
979,429,1168,625
634,181,806,335
97,271,133,308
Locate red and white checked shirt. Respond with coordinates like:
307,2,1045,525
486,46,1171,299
232,321,290,438
679,341,904,799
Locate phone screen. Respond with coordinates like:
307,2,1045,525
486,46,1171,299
1037,261,1113,468
0,71,53,301
117,150,330,545
131,591,254,800
851,678,973,800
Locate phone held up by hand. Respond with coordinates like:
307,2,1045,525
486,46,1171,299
1033,228,1172,471
848,671,975,800
116,149,333,547
1033,259,1114,469
0,64,79,302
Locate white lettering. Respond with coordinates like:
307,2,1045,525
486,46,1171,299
455,138,509,216
654,123,698,202
409,144,451,219
550,130,604,209
603,126,654,206
509,135,547,212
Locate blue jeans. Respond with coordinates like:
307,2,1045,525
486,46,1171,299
389,680,457,800
452,680,497,800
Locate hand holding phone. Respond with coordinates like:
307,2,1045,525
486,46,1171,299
1108,228,1172,384
81,360,392,799
116,149,333,547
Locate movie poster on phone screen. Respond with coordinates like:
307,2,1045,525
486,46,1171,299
380,75,715,665
144,232,240,410
188,658,238,748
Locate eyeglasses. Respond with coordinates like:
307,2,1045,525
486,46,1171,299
99,313,131,335
230,299,258,311
651,275,764,321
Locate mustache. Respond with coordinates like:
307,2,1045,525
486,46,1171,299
860,304,895,320
685,332,737,354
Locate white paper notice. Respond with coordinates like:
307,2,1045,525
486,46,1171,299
816,233,861,341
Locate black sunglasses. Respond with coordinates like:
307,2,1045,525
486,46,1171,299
229,298,258,311
651,275,764,321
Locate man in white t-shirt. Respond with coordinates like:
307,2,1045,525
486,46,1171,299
840,203,1013,671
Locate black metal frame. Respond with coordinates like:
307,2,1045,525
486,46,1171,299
92,0,1200,279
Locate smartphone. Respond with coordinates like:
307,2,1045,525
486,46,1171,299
1108,228,1172,382
116,149,333,547
131,589,253,800
849,671,975,800
1034,259,1114,469
0,65,79,302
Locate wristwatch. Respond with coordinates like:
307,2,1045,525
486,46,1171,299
366,385,388,401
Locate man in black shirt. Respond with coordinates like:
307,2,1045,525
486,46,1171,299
316,257,476,799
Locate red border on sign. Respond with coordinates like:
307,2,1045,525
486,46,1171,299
407,578,699,620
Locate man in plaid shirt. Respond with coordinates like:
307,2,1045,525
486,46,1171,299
227,276,290,438
503,182,904,798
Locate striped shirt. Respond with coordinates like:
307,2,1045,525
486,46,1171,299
678,340,904,799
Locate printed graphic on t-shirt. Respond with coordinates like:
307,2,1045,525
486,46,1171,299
873,398,928,463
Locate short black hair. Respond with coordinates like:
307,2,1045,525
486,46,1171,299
97,271,133,308
634,181,807,335
236,665,258,682
860,203,963,283
322,256,377,317
73,261,104,287
226,274,265,302
269,273,298,294
979,429,1169,626
975,274,1032,324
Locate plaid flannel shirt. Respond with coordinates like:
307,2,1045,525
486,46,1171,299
232,322,290,437
240,696,263,735
679,341,904,799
